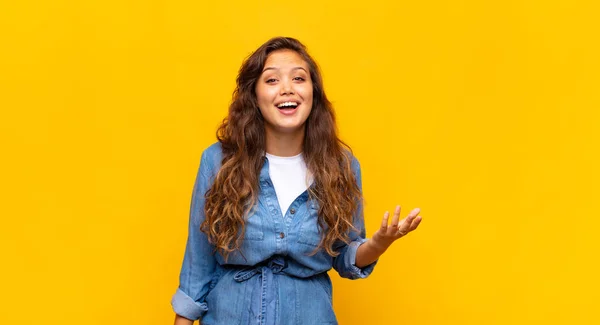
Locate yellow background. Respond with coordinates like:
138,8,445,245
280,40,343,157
1,0,599,324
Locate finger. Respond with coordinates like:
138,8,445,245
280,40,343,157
408,208,421,231
399,208,418,227
409,215,422,231
397,208,420,236
381,211,390,231
389,205,401,234
396,219,410,237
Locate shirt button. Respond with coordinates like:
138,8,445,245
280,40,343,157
290,208,296,214
279,232,285,239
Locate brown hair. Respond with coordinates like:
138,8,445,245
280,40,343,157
201,36,362,260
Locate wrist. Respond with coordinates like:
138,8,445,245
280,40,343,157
369,235,391,254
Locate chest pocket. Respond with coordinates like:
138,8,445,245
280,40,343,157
297,201,326,247
244,206,264,241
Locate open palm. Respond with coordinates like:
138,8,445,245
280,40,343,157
371,205,422,249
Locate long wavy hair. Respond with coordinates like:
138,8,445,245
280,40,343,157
201,36,362,260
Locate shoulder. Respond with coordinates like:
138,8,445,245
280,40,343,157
343,148,360,169
202,142,223,160
199,142,224,174
343,148,361,176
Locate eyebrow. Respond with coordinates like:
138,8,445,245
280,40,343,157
262,66,308,73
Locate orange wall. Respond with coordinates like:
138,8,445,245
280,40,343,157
1,0,599,324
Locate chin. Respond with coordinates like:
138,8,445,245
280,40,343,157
273,123,306,134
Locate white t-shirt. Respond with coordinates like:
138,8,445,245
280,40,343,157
265,152,314,217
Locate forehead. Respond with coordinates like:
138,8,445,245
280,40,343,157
263,49,309,70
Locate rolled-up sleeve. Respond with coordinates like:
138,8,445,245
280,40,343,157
171,151,217,320
332,157,378,279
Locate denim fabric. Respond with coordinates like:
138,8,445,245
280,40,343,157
172,142,377,325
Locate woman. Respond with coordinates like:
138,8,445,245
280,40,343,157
172,36,422,325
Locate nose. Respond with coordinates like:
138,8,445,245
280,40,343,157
280,79,294,95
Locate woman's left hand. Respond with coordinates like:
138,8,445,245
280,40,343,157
370,205,422,251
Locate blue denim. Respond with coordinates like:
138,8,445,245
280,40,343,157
172,142,377,325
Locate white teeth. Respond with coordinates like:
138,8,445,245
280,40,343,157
277,101,298,108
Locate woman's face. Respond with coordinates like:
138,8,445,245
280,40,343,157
255,49,313,136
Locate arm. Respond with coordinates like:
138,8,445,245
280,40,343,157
331,156,424,277
174,314,195,325
331,157,378,279
171,150,217,322
355,205,423,268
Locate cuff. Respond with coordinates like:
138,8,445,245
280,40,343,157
171,288,208,321
344,238,378,279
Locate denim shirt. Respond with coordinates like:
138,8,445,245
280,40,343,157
172,142,377,325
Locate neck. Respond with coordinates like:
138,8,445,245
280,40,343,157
264,126,305,157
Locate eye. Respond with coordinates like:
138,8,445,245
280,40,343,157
266,78,277,83
293,76,305,81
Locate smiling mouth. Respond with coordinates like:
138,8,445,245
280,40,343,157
276,101,299,109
